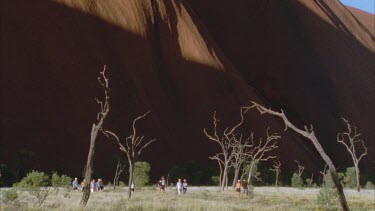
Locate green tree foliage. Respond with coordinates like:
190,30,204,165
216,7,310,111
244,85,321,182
291,173,303,188
242,162,261,184
133,161,150,187
15,171,55,207
343,167,356,188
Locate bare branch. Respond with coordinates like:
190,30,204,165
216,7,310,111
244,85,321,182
294,160,304,176
337,117,367,192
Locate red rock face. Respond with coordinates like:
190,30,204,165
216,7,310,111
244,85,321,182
2,0,374,179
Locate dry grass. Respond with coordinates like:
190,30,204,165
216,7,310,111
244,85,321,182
1,186,374,210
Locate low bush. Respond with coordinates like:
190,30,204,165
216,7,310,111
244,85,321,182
317,171,339,209
365,181,374,189
291,173,303,188
15,170,56,207
3,188,18,204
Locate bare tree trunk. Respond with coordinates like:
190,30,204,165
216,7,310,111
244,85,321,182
80,125,99,207
80,66,110,207
232,167,240,188
225,171,229,190
221,164,228,190
247,161,255,185
355,164,360,192
275,172,279,187
311,135,349,211
218,161,223,188
128,161,134,199
247,102,350,211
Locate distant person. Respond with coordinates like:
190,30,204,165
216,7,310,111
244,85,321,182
176,179,182,195
96,179,101,191
81,179,86,192
131,181,135,192
242,179,248,196
99,178,104,191
160,176,166,193
72,177,79,190
90,179,95,192
235,180,241,198
182,179,188,194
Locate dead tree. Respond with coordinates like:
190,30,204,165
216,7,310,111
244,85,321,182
270,158,281,187
246,128,280,184
294,160,304,177
230,133,253,188
103,111,156,199
246,101,350,211
113,161,125,189
209,153,224,188
337,118,367,192
204,108,246,190
80,65,110,207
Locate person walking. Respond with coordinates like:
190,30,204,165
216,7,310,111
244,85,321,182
131,181,135,192
72,177,79,190
90,179,95,192
96,179,101,191
235,180,241,198
176,179,182,195
81,179,86,192
160,176,166,193
182,179,188,194
99,178,104,191
242,179,248,196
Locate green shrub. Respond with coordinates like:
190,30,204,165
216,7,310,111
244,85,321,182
343,167,356,188
317,171,339,209
291,173,303,188
51,172,72,188
365,181,374,189
133,161,150,187
3,188,18,204
305,178,312,187
119,181,126,187
16,170,49,188
248,185,254,199
211,176,220,185
15,170,56,207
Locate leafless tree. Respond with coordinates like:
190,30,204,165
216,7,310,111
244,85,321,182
246,101,350,211
229,133,253,187
103,111,156,199
306,173,314,188
204,108,246,190
209,153,224,188
270,158,281,187
80,65,110,207
337,118,367,192
246,128,280,184
113,160,125,189
294,160,304,177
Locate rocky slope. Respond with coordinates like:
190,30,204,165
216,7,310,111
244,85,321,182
2,0,374,179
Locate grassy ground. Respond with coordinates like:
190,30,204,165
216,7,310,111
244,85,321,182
1,186,374,210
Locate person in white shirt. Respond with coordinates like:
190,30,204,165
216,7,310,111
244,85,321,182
176,178,182,195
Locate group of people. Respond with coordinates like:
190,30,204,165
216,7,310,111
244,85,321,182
72,177,104,192
157,176,188,195
235,179,249,198
176,178,188,195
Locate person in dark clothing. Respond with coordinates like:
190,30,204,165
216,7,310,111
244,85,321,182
242,179,248,196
